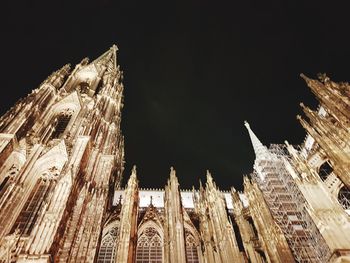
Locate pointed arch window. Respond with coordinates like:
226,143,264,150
0,164,19,199
97,221,119,263
78,81,90,94
49,111,73,140
338,186,350,211
0,176,10,193
11,177,53,236
318,161,333,181
136,226,163,263
185,231,199,263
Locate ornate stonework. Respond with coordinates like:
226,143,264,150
0,46,349,262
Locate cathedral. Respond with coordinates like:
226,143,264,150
0,46,349,263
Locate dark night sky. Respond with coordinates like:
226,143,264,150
1,1,350,190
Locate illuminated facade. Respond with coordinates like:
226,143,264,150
0,47,349,262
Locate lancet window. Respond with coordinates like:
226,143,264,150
78,81,90,94
11,177,53,236
247,216,259,238
0,176,9,193
338,186,350,211
49,110,73,140
136,226,163,263
185,230,199,263
318,161,333,181
0,164,19,199
97,220,120,263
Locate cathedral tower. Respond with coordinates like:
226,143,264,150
0,46,124,262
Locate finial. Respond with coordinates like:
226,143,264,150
300,73,314,85
317,72,330,83
111,44,119,51
243,176,252,186
206,170,213,182
199,179,203,190
80,57,89,65
132,165,137,174
170,166,176,179
128,165,137,184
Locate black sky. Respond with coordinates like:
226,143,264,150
1,1,350,190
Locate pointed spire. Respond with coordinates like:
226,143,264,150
92,45,118,72
126,165,137,187
300,73,314,85
244,121,269,159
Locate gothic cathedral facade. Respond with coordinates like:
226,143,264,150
0,46,349,263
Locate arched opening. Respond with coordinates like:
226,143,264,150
78,82,90,94
136,226,163,263
49,112,72,140
247,217,259,238
11,177,53,236
0,165,18,198
255,249,267,263
0,176,9,192
231,216,245,252
338,186,350,211
16,114,36,140
185,232,199,263
97,220,120,263
318,161,333,181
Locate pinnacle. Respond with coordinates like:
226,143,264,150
206,170,212,181
300,73,310,80
300,73,315,86
132,165,137,174
129,165,137,181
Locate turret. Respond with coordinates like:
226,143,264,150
164,167,186,263
115,166,139,263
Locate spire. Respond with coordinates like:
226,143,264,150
244,121,269,158
300,73,315,86
92,45,118,72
